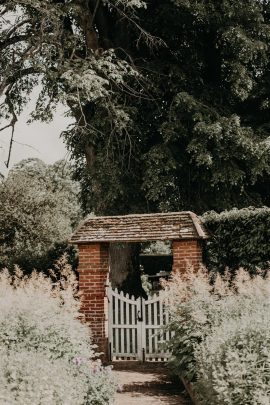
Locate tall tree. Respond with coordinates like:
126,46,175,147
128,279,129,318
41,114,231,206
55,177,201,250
1,1,270,213
1,0,270,291
0,158,81,270
140,0,270,212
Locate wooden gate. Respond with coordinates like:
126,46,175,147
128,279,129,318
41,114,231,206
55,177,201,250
107,287,172,361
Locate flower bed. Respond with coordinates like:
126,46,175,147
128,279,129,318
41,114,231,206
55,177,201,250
0,259,116,404
163,266,270,405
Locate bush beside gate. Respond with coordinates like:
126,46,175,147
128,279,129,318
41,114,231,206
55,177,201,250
164,267,270,405
0,259,116,405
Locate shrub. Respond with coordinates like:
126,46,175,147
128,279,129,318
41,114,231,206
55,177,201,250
202,207,270,273
0,350,86,405
163,266,270,404
162,266,214,380
0,258,116,404
195,311,270,405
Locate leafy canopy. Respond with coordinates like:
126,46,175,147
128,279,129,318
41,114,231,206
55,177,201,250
0,0,270,214
0,158,81,269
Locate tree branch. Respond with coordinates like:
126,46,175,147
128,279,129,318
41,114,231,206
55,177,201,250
5,122,15,168
0,34,29,52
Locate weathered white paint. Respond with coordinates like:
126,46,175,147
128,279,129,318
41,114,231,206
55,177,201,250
107,286,172,361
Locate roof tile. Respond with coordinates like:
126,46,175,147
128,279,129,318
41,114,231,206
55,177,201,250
69,212,209,244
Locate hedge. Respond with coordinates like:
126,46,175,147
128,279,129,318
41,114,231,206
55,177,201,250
202,207,270,273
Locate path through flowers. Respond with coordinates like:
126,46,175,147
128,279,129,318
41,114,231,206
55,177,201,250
112,362,191,405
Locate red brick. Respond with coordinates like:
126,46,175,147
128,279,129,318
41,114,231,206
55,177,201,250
172,240,202,273
77,242,109,355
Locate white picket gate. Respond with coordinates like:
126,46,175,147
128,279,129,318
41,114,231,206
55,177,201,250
107,287,172,361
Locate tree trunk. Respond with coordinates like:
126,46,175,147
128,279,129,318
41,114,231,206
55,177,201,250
109,243,146,298
73,3,145,296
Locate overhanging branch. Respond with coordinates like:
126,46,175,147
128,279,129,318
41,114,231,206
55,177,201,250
5,121,15,168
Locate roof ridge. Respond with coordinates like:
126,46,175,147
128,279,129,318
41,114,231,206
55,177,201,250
84,211,193,221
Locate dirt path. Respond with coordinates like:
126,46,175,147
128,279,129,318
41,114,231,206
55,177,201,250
112,362,192,405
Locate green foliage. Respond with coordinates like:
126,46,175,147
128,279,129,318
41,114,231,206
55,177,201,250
196,312,270,405
0,259,116,404
164,267,270,405
202,207,270,272
1,1,270,214
0,158,82,270
163,267,215,380
163,304,202,381
139,0,270,213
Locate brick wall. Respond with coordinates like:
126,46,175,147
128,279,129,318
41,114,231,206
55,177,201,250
172,240,202,273
77,242,109,354
77,239,203,355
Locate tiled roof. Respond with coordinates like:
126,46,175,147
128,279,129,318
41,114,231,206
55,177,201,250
69,212,209,244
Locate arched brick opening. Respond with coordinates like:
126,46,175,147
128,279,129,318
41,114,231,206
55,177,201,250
69,212,209,356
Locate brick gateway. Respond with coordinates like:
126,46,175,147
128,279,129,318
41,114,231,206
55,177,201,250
69,212,209,359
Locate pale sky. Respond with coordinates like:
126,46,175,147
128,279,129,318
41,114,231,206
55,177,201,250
0,13,72,176
0,100,72,176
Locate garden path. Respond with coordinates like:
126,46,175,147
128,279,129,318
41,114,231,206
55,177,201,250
112,362,191,405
